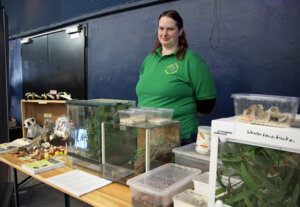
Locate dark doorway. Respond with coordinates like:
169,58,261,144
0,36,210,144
21,25,86,99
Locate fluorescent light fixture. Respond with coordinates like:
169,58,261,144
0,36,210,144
66,26,80,34
20,38,32,44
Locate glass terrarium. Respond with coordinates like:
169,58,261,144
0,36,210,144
101,120,181,184
66,99,135,172
208,116,300,207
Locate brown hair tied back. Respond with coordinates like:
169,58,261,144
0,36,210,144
152,10,188,60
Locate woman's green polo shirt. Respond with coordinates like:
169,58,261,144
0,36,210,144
136,47,217,139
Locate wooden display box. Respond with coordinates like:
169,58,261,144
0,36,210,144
21,99,67,137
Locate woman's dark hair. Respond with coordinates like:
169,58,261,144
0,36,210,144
152,10,188,60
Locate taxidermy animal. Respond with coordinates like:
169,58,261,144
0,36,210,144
31,131,52,145
24,117,44,139
29,132,66,146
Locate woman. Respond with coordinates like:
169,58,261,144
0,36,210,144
136,10,217,145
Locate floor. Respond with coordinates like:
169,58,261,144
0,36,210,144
11,170,92,207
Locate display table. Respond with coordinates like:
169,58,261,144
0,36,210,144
0,153,132,207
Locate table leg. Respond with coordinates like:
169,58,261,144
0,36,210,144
13,168,19,207
18,175,32,188
64,193,70,207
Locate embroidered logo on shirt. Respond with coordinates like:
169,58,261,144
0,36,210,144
165,63,179,74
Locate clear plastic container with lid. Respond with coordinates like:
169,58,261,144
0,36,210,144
157,108,174,119
172,189,207,207
141,107,174,124
118,109,147,125
231,93,300,127
193,172,242,197
172,142,211,172
126,163,202,207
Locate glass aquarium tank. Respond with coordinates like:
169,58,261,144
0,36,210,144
208,116,300,207
101,120,181,184
66,99,135,172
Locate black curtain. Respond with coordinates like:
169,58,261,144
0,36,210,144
0,6,12,207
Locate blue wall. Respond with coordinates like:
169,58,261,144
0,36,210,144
2,0,147,37
9,0,300,126
87,0,300,125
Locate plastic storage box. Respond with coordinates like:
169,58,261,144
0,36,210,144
193,172,210,196
231,93,300,127
172,143,210,172
118,109,147,125
172,189,207,207
148,108,174,124
126,163,202,207
193,172,241,197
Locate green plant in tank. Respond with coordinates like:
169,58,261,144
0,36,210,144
128,147,145,165
86,106,100,160
216,142,300,207
86,104,129,161
128,136,170,165
131,136,179,173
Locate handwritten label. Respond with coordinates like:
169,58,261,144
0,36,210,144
235,122,300,153
247,129,295,143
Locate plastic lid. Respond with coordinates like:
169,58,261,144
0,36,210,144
158,108,174,112
140,106,156,110
193,172,210,184
172,189,208,206
172,143,222,164
126,163,201,196
118,109,146,114
140,107,174,113
172,143,210,162
231,93,300,102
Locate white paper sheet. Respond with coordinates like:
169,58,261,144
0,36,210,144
46,170,112,197
0,138,31,154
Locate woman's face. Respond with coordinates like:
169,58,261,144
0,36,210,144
158,16,183,50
